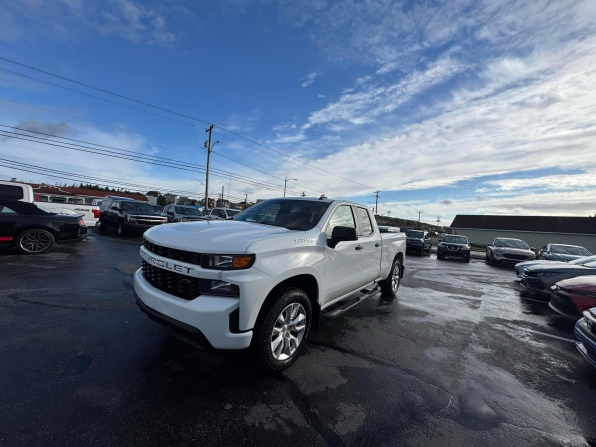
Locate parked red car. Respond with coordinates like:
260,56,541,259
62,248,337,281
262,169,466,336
549,276,596,320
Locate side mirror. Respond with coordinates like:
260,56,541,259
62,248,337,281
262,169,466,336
111,206,119,211
469,242,473,245
167,211,174,215
530,247,536,251
329,226,358,248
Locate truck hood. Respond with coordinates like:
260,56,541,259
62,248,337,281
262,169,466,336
144,220,293,253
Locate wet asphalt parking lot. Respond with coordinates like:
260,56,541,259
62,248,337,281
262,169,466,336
2,229,596,447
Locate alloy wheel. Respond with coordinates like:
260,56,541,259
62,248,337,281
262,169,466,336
19,231,52,253
271,303,306,361
391,263,400,293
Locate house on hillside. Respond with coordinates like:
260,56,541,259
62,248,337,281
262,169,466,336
27,183,147,204
449,215,596,252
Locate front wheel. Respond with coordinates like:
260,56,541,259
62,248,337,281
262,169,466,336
16,229,55,254
380,257,401,296
489,253,497,266
117,223,126,237
465,256,470,263
437,254,444,260
254,288,312,373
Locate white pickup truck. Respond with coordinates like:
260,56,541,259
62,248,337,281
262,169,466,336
0,181,100,226
133,197,406,371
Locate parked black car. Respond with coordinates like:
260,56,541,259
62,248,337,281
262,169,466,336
575,307,596,369
437,235,471,262
0,199,87,254
98,198,167,236
163,204,205,222
405,230,432,256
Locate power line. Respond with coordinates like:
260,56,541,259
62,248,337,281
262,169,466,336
0,57,423,210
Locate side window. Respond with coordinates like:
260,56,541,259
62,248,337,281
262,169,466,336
325,205,356,238
355,207,373,236
0,205,17,214
102,200,111,210
0,185,24,200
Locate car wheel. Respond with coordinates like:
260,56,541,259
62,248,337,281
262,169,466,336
420,247,424,256
437,254,444,260
254,288,312,373
489,253,497,266
98,220,106,232
15,229,55,255
117,222,126,237
380,257,401,296
465,256,470,263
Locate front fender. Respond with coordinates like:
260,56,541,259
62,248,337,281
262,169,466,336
238,247,326,330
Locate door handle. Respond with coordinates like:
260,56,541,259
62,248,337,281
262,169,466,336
375,242,381,247
355,245,364,250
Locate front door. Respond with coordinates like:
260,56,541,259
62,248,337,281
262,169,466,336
322,205,365,307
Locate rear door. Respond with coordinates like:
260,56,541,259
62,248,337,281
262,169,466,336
322,205,365,306
353,206,382,284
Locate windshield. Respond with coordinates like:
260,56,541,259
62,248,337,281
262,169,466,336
443,236,468,244
494,239,529,249
570,255,596,265
551,245,591,256
405,230,424,238
227,209,240,217
121,202,157,213
234,199,330,231
176,206,201,215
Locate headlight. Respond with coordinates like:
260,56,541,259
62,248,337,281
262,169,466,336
125,215,136,223
494,248,503,253
201,254,255,270
200,280,239,297
460,246,470,251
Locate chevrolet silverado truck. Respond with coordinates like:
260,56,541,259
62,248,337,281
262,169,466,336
133,197,406,372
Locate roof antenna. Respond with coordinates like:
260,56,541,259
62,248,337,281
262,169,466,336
319,194,327,200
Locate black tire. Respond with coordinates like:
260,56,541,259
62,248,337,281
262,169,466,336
380,257,401,296
420,247,424,256
15,228,55,255
254,288,312,373
117,222,126,237
465,256,470,263
98,220,106,232
437,254,444,260
489,252,497,266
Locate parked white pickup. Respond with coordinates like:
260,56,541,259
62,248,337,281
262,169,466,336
133,197,406,371
0,181,100,226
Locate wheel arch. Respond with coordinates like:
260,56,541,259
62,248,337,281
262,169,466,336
15,224,58,242
255,274,321,331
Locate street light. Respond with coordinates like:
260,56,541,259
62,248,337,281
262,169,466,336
284,176,297,197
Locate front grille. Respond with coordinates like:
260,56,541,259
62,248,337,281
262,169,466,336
503,253,528,260
142,261,201,300
135,219,166,225
447,245,459,251
551,291,581,318
143,239,202,265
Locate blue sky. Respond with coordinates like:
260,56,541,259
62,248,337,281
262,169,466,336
1,0,596,224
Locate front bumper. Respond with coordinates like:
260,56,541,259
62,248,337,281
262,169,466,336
520,275,547,293
549,290,582,319
133,269,252,350
57,227,88,243
125,222,165,233
575,317,596,369
493,252,535,264
437,248,469,258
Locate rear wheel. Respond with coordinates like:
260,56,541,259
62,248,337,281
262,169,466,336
254,288,312,373
16,229,55,255
380,257,401,296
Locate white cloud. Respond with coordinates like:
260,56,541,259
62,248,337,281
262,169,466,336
0,0,177,45
301,72,317,88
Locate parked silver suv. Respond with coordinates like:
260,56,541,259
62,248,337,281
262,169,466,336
486,237,535,266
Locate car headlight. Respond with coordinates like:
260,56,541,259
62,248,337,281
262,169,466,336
200,280,239,297
125,215,136,223
494,248,503,253
201,254,255,270
460,246,470,251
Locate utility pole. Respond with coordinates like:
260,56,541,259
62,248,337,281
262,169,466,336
301,192,306,197
203,125,219,210
436,216,441,227
284,176,297,197
418,211,422,229
244,193,248,209
374,191,380,215
388,211,391,218
221,186,224,207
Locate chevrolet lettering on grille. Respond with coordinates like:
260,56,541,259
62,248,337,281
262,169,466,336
140,249,193,275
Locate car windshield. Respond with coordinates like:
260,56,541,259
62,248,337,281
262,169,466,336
443,236,467,244
234,199,330,231
405,230,424,238
176,206,201,215
570,255,596,265
551,245,591,255
151,205,163,212
494,239,529,249
121,202,156,213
